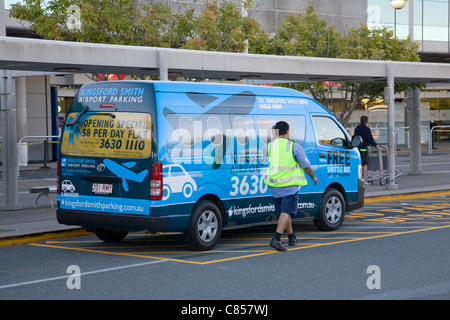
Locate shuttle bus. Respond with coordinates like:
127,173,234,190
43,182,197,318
57,81,364,250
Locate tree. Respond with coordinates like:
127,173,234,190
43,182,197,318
181,0,267,53
336,23,422,125
10,0,267,53
10,0,270,80
273,7,423,126
10,0,197,47
273,6,341,58
10,0,140,44
136,2,194,48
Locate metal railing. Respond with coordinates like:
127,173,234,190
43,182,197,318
429,125,450,153
394,126,431,155
17,135,59,174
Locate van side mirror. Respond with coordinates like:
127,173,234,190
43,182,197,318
351,135,363,148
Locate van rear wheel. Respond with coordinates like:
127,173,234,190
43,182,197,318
95,228,128,242
314,188,345,231
187,200,222,251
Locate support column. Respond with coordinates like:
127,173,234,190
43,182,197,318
16,77,28,166
0,0,5,38
1,71,21,210
158,50,168,81
407,88,423,175
386,63,398,189
1,0,20,210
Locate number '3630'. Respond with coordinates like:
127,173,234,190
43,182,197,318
230,175,267,196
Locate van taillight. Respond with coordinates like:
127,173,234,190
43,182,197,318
57,160,61,194
150,161,163,200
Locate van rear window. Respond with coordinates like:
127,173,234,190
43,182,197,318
61,112,151,158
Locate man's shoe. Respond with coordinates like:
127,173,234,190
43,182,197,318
270,238,287,251
288,234,298,246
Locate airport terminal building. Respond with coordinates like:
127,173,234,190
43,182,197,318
2,0,450,163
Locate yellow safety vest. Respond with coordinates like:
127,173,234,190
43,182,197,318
264,138,307,188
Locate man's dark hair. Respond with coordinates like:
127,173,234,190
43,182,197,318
360,116,369,124
274,121,289,135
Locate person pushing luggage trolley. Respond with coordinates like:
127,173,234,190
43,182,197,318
354,116,379,183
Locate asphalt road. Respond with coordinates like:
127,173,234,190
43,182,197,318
1,193,449,303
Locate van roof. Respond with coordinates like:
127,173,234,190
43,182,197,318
77,80,332,115
126,80,312,99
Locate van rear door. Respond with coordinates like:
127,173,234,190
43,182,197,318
58,82,154,216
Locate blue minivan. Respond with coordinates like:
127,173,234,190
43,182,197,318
57,81,364,250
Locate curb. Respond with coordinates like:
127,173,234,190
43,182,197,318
0,228,90,247
365,189,450,203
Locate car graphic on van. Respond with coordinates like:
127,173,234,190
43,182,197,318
61,180,76,193
162,164,197,200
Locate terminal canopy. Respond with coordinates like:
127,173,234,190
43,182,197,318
2,37,450,84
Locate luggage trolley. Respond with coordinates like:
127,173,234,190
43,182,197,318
365,145,402,186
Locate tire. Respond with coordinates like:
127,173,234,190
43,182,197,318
314,188,345,231
95,228,128,242
187,200,222,251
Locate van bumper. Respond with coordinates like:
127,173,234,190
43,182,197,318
347,178,365,211
57,209,169,232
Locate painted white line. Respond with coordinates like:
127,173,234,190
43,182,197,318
395,162,450,167
0,259,166,290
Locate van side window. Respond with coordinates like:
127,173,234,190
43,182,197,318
255,117,272,145
312,116,348,148
232,116,251,146
166,113,232,162
207,116,224,147
179,116,195,146
253,115,306,146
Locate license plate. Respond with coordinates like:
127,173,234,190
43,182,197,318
92,183,113,194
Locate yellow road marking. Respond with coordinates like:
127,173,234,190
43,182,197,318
286,224,450,253
29,224,450,265
29,242,203,265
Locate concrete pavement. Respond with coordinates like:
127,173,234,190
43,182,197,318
1,145,449,245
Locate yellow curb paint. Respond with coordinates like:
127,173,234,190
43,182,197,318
365,190,450,203
0,229,90,247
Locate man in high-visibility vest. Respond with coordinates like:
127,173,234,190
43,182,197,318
264,121,318,251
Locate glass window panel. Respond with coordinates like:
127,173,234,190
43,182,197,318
5,1,21,9
423,0,448,41
367,0,409,39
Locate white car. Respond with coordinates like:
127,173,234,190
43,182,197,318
162,164,197,200
61,180,76,193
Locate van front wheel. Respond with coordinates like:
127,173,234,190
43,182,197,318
187,201,222,251
314,189,345,231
